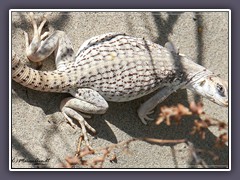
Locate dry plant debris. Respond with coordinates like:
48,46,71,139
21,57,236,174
60,102,228,168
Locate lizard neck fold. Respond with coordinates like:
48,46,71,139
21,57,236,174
12,55,73,93
178,55,213,85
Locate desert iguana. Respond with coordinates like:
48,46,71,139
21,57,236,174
12,13,228,148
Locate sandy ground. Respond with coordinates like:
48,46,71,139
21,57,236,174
11,11,229,169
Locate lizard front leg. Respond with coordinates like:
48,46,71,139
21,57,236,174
60,88,109,149
137,85,183,125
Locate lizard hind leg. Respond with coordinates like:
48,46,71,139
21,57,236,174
61,104,96,149
60,88,109,149
24,12,51,62
24,12,75,71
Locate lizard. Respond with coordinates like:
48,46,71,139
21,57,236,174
12,13,228,148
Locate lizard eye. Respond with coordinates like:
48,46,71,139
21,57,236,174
216,83,225,96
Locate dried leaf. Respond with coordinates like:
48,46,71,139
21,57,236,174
215,133,228,148
218,122,227,130
165,115,171,126
80,146,94,157
177,104,192,115
65,156,80,166
109,154,117,163
156,116,165,125
190,102,204,115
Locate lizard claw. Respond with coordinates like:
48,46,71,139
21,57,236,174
146,110,154,115
137,108,155,125
61,106,96,148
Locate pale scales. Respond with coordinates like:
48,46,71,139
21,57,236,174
12,12,228,149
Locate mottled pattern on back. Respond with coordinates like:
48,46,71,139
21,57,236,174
70,33,187,101
12,13,228,148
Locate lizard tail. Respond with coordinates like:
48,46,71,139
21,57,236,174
12,53,71,93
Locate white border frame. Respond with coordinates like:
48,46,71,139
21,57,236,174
9,9,231,171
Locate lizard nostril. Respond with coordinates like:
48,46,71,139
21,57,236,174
225,100,228,106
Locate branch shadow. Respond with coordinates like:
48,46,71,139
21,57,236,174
193,12,204,103
11,12,75,168
95,11,228,168
12,135,50,168
11,12,228,168
11,12,71,115
11,11,71,36
152,11,183,45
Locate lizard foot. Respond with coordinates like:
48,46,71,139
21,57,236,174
61,106,96,150
59,92,109,150
137,108,155,125
25,12,51,62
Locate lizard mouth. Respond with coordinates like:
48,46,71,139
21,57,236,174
216,99,228,107
222,100,228,107
207,96,228,107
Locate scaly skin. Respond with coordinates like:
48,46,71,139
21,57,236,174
12,13,228,148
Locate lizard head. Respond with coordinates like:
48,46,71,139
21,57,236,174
188,75,228,107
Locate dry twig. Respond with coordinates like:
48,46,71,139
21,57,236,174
61,102,228,168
